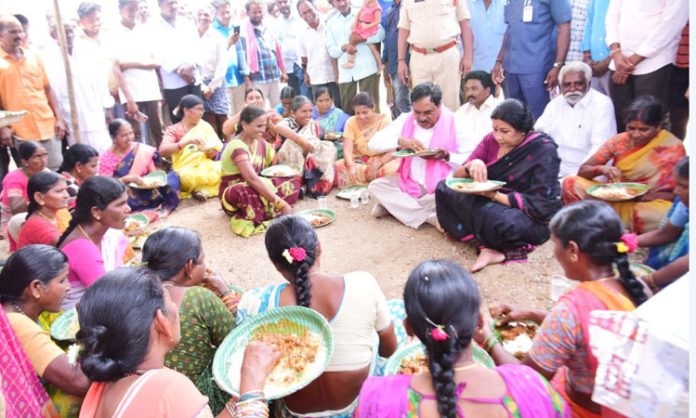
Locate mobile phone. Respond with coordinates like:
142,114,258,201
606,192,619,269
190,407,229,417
233,25,240,34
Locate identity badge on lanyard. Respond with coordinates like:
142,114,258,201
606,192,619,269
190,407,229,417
522,0,533,22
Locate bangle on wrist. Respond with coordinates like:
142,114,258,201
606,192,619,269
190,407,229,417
398,57,406,62
484,334,500,352
239,390,264,402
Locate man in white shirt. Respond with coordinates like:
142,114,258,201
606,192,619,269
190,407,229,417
152,0,202,123
275,0,309,97
297,0,340,108
535,61,616,177
368,83,472,229
605,0,688,131
113,0,163,146
454,70,499,149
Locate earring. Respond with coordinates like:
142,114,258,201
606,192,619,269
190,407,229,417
34,293,40,300
570,254,578,263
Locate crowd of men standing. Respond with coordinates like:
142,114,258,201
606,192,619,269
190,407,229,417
0,0,690,183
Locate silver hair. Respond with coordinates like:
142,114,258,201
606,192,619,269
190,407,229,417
290,95,312,113
558,61,592,84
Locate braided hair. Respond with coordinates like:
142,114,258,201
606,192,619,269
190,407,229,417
265,215,319,307
403,260,480,418
550,201,649,306
26,171,64,218
57,176,126,247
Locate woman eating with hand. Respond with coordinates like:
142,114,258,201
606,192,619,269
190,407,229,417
142,227,238,414
276,95,337,197
219,106,300,237
357,259,567,417
58,176,132,310
312,87,349,140
100,119,180,214
237,215,397,418
562,95,685,233
477,201,651,417
435,99,562,272
15,172,71,250
334,93,397,188
159,95,223,202
76,267,280,418
59,144,99,208
0,245,91,416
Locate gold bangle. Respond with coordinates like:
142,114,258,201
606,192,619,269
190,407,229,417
274,199,287,210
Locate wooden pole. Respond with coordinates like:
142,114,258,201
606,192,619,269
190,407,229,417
51,0,81,143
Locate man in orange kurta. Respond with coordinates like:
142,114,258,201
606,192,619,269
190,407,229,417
0,15,66,174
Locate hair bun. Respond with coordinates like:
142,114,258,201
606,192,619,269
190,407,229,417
77,325,127,381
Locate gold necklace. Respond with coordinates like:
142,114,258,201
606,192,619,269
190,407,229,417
35,210,56,224
452,362,478,371
77,224,96,245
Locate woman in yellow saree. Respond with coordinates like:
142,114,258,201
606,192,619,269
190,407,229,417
562,96,685,233
334,92,398,188
159,95,223,201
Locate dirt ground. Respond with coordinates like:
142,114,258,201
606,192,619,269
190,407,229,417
154,192,563,311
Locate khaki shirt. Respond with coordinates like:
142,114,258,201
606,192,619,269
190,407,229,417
398,0,470,49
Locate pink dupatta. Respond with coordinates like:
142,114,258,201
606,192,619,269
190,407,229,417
128,144,157,177
243,19,285,74
397,107,457,197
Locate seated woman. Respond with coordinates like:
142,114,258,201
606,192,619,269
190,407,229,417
159,95,223,202
219,106,300,237
15,172,71,250
58,176,132,310
1,141,48,239
59,144,99,208
276,96,338,197
222,87,283,143
562,95,686,234
357,259,567,417
237,215,397,417
312,87,349,139
334,93,397,188
0,245,91,417
76,267,279,418
435,99,562,272
142,227,238,414
478,201,651,417
638,156,689,291
275,85,297,118
101,119,180,214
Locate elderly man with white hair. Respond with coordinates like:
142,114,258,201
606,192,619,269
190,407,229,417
535,61,616,177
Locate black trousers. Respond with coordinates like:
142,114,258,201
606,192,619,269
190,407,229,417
163,84,202,124
668,66,689,140
609,64,672,132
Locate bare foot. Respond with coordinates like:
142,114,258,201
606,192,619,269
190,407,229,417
342,61,355,69
471,248,505,272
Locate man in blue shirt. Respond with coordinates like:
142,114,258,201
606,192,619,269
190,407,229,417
211,0,250,116
326,0,384,114
382,0,410,117
469,0,506,72
492,0,571,119
580,0,610,95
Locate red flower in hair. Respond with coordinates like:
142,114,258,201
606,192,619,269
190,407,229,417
620,233,638,253
431,326,449,342
288,247,307,262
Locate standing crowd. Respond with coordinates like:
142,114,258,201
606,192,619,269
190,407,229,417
0,0,690,417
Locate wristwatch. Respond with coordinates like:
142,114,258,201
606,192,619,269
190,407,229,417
552,61,564,69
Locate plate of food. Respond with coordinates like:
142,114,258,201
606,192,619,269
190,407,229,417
260,164,301,178
212,306,334,399
336,185,367,200
393,149,439,158
491,320,538,360
124,213,149,234
628,262,655,278
128,170,167,189
587,182,649,202
128,231,150,249
383,340,495,376
50,308,80,341
0,110,28,128
324,132,343,141
445,178,506,194
297,209,335,228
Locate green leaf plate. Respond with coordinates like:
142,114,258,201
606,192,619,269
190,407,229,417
383,340,495,375
128,170,167,189
336,185,367,200
587,182,649,202
50,308,79,341
446,178,506,194
297,209,335,228
260,164,301,178
393,149,439,158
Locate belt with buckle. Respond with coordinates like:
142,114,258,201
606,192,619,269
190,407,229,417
410,40,457,55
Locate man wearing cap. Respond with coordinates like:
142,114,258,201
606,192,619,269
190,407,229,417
396,0,473,111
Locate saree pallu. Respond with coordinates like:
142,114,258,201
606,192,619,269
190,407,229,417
313,107,349,136
113,145,181,212
334,157,399,188
646,199,689,270
550,281,635,418
562,130,685,233
169,121,223,199
276,118,337,197
219,138,300,237
436,132,562,261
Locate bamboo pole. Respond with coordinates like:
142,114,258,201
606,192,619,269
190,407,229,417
51,0,81,143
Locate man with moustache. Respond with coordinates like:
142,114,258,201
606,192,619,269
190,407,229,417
454,71,499,149
367,82,471,230
0,15,66,173
535,61,616,177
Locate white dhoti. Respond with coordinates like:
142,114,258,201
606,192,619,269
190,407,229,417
368,176,436,229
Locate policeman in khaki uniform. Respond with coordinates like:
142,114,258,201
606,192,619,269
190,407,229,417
396,0,473,111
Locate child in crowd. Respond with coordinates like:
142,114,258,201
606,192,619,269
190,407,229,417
343,0,384,70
